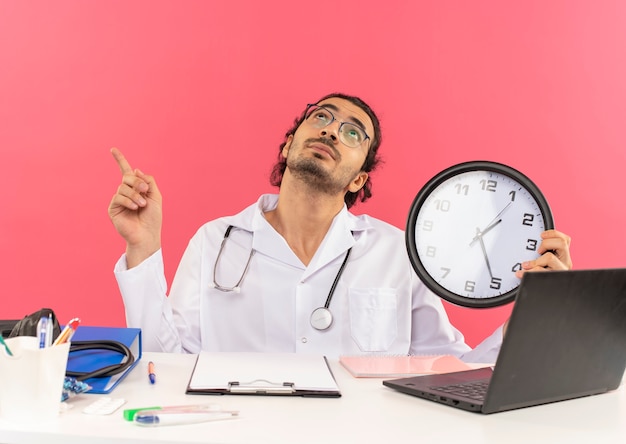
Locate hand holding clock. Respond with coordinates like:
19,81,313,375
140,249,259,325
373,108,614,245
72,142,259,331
515,229,572,278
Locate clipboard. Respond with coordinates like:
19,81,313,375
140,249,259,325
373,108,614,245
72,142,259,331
185,352,341,397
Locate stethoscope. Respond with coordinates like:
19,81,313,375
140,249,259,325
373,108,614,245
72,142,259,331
211,225,352,331
211,226,255,293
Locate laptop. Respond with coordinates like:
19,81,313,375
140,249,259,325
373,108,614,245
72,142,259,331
383,268,626,414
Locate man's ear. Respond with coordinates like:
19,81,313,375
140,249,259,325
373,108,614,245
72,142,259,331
348,172,369,193
282,135,293,158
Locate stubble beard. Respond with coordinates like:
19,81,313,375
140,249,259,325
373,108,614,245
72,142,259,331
286,144,350,197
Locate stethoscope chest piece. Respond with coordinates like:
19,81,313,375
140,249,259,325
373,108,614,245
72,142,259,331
310,307,333,331
308,246,353,331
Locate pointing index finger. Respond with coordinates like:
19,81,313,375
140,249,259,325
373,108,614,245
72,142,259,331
111,147,133,174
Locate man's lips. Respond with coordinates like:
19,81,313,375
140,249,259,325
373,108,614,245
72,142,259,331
307,141,336,159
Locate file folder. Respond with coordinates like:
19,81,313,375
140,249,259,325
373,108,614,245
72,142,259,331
66,326,142,394
186,352,341,397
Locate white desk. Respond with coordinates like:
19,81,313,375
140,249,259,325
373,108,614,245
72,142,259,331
1,352,624,444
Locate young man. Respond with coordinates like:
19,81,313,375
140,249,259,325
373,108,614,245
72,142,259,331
109,93,572,362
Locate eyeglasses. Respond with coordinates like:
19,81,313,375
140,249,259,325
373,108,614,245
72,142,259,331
304,104,370,148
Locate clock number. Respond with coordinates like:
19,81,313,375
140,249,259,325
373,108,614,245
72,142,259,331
512,263,522,272
434,199,451,212
454,184,469,195
526,239,538,251
426,246,436,257
490,277,502,290
465,281,476,292
440,267,450,278
480,179,497,192
509,190,516,201
522,213,534,226
423,220,433,231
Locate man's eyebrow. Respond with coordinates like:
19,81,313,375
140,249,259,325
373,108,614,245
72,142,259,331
320,103,369,131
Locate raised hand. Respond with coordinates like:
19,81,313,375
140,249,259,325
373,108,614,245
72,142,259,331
108,147,163,268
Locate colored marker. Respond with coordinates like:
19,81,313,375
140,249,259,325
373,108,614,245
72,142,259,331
148,361,156,384
53,317,81,346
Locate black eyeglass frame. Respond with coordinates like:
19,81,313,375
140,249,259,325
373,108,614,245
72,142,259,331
304,104,371,148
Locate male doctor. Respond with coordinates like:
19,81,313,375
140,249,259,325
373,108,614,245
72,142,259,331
109,92,572,362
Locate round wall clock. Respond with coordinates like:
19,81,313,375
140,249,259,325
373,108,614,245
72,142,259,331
406,161,554,308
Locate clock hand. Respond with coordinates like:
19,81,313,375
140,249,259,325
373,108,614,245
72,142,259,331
480,217,504,238
470,219,503,245
475,228,494,279
483,201,513,231
470,202,512,246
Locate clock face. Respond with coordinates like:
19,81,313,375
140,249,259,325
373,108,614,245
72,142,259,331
406,161,554,308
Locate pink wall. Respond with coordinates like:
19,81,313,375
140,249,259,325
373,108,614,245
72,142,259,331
1,1,624,346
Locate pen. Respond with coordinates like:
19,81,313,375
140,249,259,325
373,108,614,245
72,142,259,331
45,313,53,347
134,409,239,427
37,315,49,348
53,317,81,346
0,335,13,356
148,361,156,384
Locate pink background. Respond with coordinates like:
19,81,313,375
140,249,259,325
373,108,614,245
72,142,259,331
1,1,624,346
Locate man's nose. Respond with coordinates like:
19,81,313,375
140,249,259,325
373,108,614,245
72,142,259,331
320,124,339,142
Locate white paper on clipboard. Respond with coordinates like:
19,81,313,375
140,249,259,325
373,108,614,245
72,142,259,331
186,352,341,397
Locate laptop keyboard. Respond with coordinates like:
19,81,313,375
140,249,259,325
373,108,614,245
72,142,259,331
430,380,490,401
